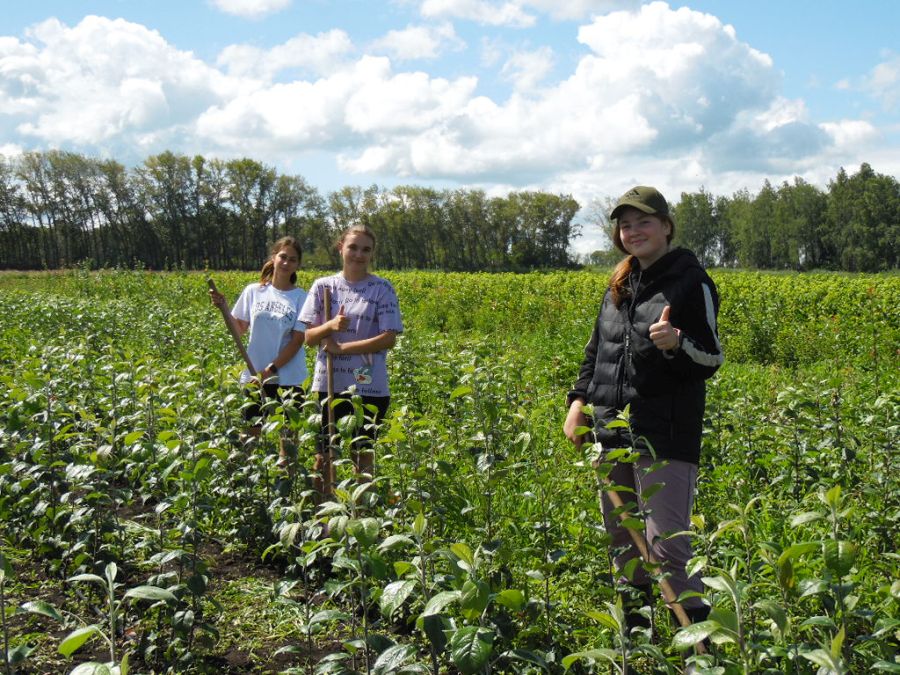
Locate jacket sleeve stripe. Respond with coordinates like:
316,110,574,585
681,282,724,368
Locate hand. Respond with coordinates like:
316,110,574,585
329,305,349,332
649,305,681,351
209,289,226,308
563,400,588,449
321,337,343,355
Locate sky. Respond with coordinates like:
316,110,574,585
2,0,898,253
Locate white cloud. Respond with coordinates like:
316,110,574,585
500,46,554,91
520,0,638,21
420,0,536,27
217,30,354,80
0,143,23,157
369,22,464,61
1,16,233,151
863,53,900,110
209,0,291,19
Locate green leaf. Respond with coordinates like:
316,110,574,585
379,534,414,553
672,620,719,651
412,512,426,538
449,542,475,569
586,610,620,632
347,517,381,547
460,579,490,620
309,609,350,625
753,599,788,633
494,589,525,612
123,430,144,445
801,648,839,670
823,540,857,577
562,648,619,670
777,541,820,566
380,579,417,618
502,649,548,671
872,661,900,672
21,600,64,622
450,385,472,400
67,573,105,585
449,626,494,675
373,644,417,674
831,625,846,659
789,511,823,527
124,586,177,603
59,625,101,657
421,590,461,617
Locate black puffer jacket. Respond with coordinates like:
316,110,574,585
567,248,723,464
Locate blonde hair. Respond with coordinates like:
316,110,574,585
260,236,302,286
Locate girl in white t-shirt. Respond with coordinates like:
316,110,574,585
210,236,307,464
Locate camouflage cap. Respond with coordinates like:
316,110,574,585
610,186,670,220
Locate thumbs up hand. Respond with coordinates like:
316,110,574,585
329,304,350,332
649,305,681,351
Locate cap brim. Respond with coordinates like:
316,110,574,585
610,200,658,220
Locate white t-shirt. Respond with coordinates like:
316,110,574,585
231,283,308,386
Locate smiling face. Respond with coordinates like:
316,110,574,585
339,231,375,279
615,207,672,268
271,244,301,280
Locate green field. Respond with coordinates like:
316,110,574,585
0,268,898,674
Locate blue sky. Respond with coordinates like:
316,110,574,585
2,1,898,252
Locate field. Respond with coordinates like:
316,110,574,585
0,267,898,675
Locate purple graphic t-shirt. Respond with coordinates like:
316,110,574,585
299,273,403,397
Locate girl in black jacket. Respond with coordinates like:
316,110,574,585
563,186,723,632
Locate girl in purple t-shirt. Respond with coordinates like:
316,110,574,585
300,224,403,483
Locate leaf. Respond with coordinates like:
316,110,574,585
124,586,177,603
373,644,417,674
562,648,619,670
494,589,525,612
450,385,472,400
59,625,101,657
672,620,720,651
753,599,787,634
309,609,350,625
70,664,112,675
789,511,823,527
379,535,414,553
801,648,839,670
380,580,417,618
67,573,105,586
586,610,620,632
449,626,494,675
823,540,857,577
449,542,475,569
460,579,490,620
777,541,820,566
412,512,426,538
502,649,549,671
21,599,64,622
420,590,461,617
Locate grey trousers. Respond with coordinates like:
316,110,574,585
600,457,704,610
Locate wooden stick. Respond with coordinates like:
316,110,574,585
206,277,265,401
322,287,336,496
603,480,706,653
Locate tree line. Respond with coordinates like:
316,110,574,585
1,150,897,272
0,150,579,271
589,163,899,272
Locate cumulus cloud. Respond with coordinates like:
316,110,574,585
863,53,900,110
217,30,354,80
209,0,291,19
369,22,464,61
420,0,535,27
415,0,637,24
1,16,233,151
500,46,555,91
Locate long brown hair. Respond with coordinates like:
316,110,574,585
608,215,675,306
259,236,302,286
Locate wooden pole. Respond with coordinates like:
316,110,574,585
322,287,336,496
207,277,265,402
603,480,706,653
